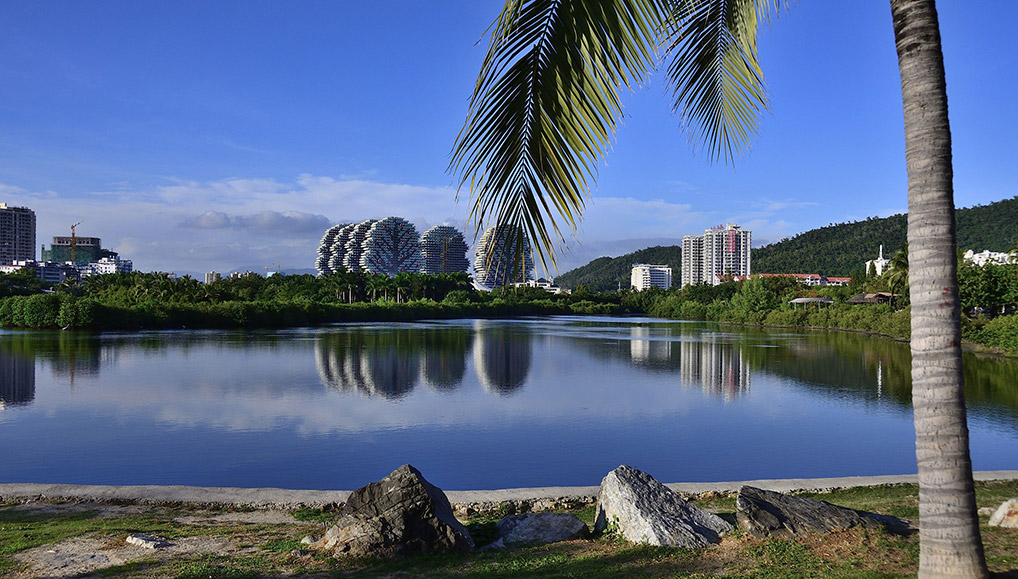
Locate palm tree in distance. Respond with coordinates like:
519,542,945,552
451,1,986,576
888,243,909,308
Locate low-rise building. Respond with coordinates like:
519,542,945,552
79,256,133,277
719,273,851,286
516,278,570,294
0,260,79,284
963,249,1016,266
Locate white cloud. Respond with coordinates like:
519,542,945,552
180,210,330,233
1,176,812,275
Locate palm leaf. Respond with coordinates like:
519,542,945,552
452,0,774,270
663,0,778,163
451,0,668,271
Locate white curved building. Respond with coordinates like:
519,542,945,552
360,217,422,276
420,225,469,274
473,225,534,289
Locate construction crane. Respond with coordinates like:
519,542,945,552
70,220,83,264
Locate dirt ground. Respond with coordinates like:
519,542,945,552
6,501,315,578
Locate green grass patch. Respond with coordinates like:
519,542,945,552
290,506,336,523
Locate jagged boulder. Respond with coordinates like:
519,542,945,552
313,464,474,557
988,498,1018,528
736,486,909,538
594,465,732,547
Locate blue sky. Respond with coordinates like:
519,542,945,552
1,1,1015,275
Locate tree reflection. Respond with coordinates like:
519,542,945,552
473,320,531,395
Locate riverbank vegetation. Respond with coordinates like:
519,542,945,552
2,480,1016,577
2,260,1017,355
0,270,621,330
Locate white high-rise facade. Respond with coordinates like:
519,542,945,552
630,264,671,291
680,224,751,286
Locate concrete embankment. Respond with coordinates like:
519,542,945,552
3,471,1018,511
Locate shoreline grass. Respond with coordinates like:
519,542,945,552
2,480,1015,578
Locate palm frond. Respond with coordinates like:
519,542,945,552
664,0,777,163
450,0,668,271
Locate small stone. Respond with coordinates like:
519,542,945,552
978,507,995,516
496,513,587,546
300,535,314,545
988,499,1018,528
125,533,171,549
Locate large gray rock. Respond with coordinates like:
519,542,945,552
313,465,474,557
736,486,909,538
988,498,1018,528
594,465,732,547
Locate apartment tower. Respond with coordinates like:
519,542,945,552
680,224,751,286
0,203,36,264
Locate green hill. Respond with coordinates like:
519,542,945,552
754,195,1018,276
554,246,682,291
555,195,1018,288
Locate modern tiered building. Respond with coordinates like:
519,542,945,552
420,225,469,274
361,217,422,276
0,203,36,264
315,219,469,278
473,225,534,289
681,224,751,286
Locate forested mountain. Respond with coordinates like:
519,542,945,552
554,246,682,291
754,195,1018,275
555,195,1018,288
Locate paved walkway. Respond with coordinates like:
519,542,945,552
3,471,1017,509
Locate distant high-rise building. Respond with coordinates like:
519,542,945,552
0,203,36,264
681,235,703,288
420,225,469,274
473,225,534,289
360,217,422,276
631,264,672,291
681,224,751,286
205,271,221,284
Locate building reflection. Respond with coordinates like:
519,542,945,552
473,320,531,396
419,330,471,391
677,333,750,400
629,326,675,364
315,328,473,398
0,349,35,407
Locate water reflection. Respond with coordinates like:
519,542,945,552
678,333,750,400
624,325,749,400
0,348,34,406
315,326,475,398
473,320,531,396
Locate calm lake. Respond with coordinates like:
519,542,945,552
1,316,1016,490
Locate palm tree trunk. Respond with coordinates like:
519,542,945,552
890,1,987,577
